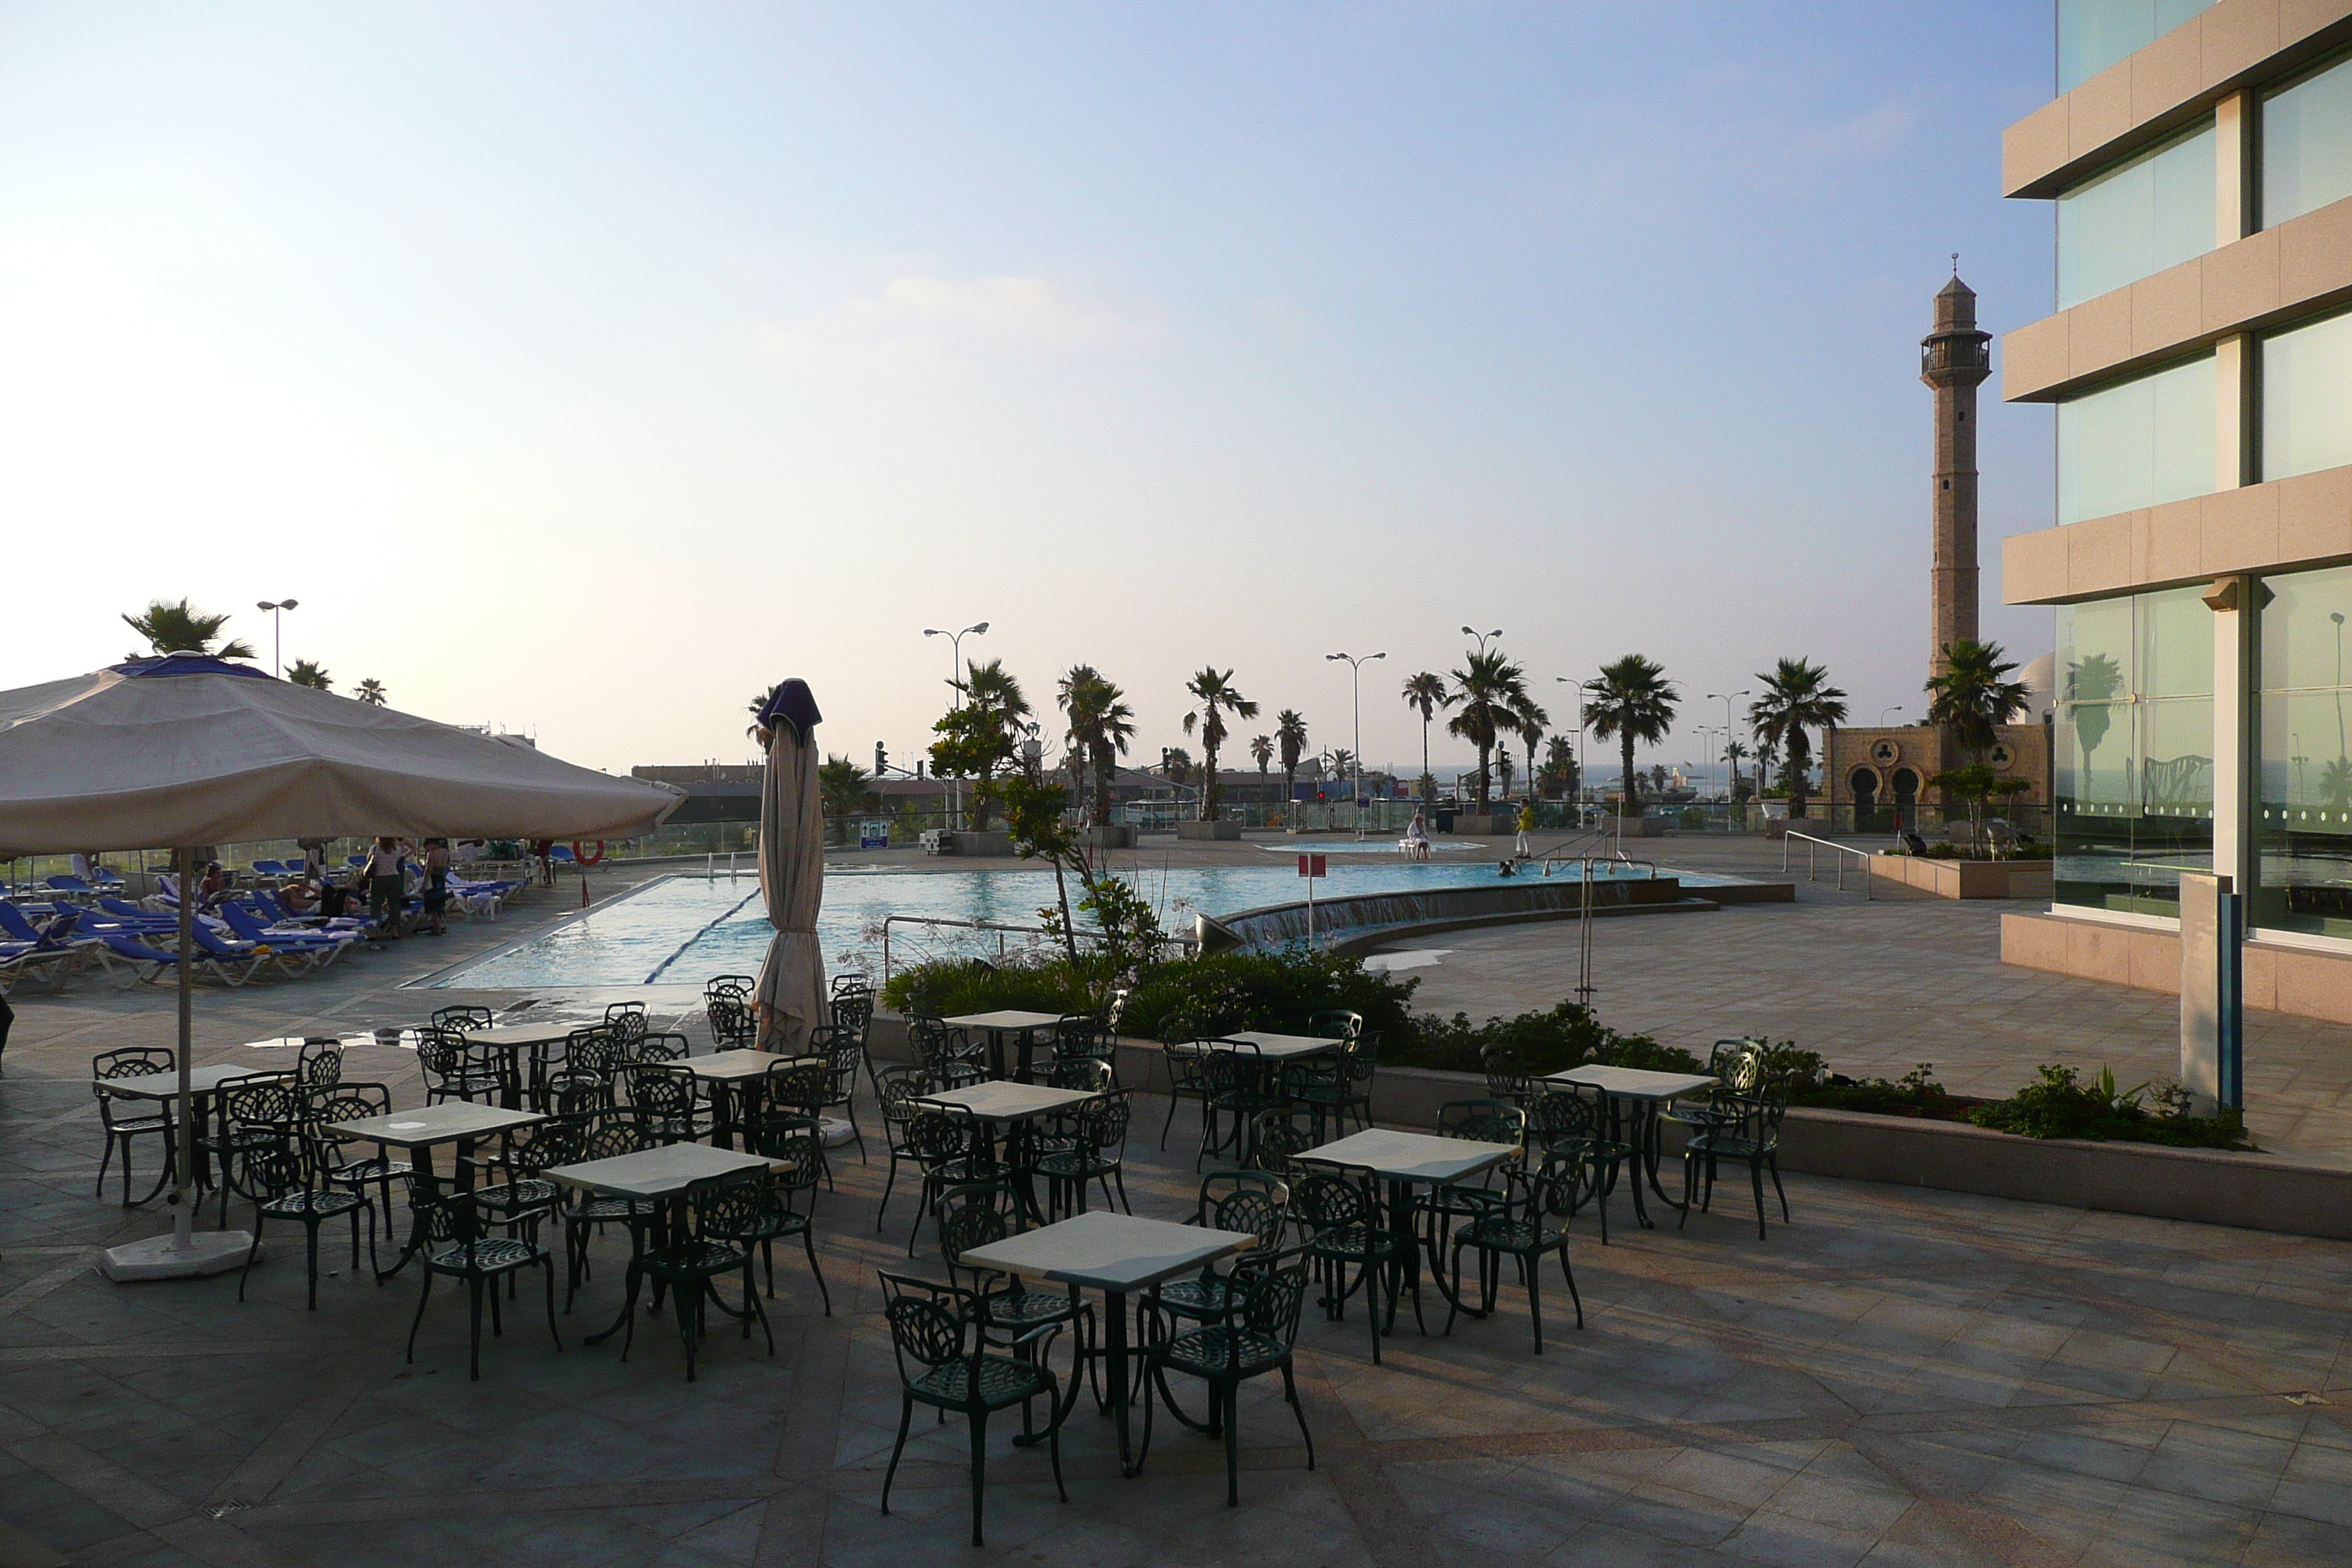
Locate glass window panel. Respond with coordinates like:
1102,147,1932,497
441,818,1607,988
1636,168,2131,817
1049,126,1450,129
2260,310,2352,483
2059,596,2137,699
2056,698,2140,912
2138,585,2213,697
2057,121,2216,309
2060,0,2216,93
2258,565,2352,693
2262,53,2352,227
2057,354,2217,524
2255,691,2352,937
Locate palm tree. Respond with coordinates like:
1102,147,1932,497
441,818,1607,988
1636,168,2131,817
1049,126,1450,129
1400,671,1451,807
1275,709,1309,815
746,682,782,745
121,598,255,662
1447,650,1544,814
1329,747,1357,783
285,659,333,691
1723,739,1750,800
1926,639,2031,761
355,679,388,706
1747,657,1850,820
2065,652,2125,788
1058,666,1135,828
818,755,878,821
1537,734,1580,799
1249,734,1274,812
961,659,1030,829
1585,655,1679,818
1182,668,1259,821
1515,713,1546,804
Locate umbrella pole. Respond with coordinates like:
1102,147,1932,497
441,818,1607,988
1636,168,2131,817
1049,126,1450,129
173,846,195,1249
98,846,256,1279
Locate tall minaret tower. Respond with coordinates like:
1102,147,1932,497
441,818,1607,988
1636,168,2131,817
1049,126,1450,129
1920,265,1991,680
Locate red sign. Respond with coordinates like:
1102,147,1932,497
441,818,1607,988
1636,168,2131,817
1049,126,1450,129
1297,853,1327,878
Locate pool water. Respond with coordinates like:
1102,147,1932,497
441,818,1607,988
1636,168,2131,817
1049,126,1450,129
424,858,1726,990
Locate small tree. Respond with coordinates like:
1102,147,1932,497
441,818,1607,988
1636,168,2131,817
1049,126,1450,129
818,755,879,822
1747,657,1849,821
1929,764,2035,856
355,679,388,706
1400,671,1450,808
1928,638,2032,760
286,659,333,691
1585,655,1678,818
1275,709,1309,811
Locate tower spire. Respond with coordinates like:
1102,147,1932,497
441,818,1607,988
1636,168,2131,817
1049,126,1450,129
1922,269,1991,680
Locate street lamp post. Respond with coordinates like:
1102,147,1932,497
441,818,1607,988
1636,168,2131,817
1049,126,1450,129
1880,705,1906,728
1461,625,1503,660
1327,651,1386,835
1555,676,1590,818
922,620,989,829
255,599,298,678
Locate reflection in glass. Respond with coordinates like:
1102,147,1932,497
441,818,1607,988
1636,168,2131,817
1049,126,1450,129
2055,592,2214,916
2057,354,2216,524
2255,565,2352,938
2059,0,2215,93
2263,53,2352,227
2260,310,2352,483
2057,121,2215,309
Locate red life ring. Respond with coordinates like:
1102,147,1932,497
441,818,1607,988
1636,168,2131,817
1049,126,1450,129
572,840,606,866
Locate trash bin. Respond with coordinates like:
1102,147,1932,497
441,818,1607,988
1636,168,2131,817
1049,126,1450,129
1434,810,1455,833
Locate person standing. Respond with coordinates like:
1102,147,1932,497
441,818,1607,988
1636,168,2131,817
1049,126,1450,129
421,839,451,936
363,837,407,937
1515,801,1536,861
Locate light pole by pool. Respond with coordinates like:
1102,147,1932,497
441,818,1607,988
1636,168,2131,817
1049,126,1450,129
255,599,298,678
1880,705,1905,728
1555,676,1591,816
1327,650,1386,835
922,620,989,828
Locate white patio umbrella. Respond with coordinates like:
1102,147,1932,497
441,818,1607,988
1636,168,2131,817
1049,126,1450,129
0,655,684,1279
751,679,826,1053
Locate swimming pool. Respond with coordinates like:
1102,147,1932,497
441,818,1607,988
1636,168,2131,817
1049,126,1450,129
421,856,1734,990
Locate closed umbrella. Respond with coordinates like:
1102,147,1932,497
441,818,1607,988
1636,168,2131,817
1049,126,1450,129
0,655,684,1278
751,679,826,1053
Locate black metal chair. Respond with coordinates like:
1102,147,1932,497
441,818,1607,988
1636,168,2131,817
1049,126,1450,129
878,1270,1069,1548
210,1076,302,1227
911,1015,987,1085
294,1037,344,1093
619,1062,701,1144
431,1005,494,1031
92,1047,177,1207
418,1025,501,1106
562,1118,656,1311
1157,1021,1211,1150
1444,1152,1586,1354
1137,1245,1316,1506
1526,1088,1634,1243
934,1182,1094,1422
631,1030,691,1064
1197,1041,1278,1171
625,1172,776,1381
306,1081,410,1232
602,1001,649,1053
809,1023,867,1161
1290,1028,1376,1141
1149,1171,1289,1333
1245,1108,1316,1177
1480,1044,1534,1106
705,988,757,1050
1680,1091,1791,1240
406,1191,562,1381
1033,1088,1136,1218
900,1106,1000,1256
873,1064,938,1232
729,1115,832,1311
232,1123,375,1310
1291,1163,1423,1364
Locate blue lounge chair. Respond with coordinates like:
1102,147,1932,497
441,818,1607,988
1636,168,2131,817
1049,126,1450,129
252,859,293,878
95,932,265,987
219,905,355,965
191,921,308,979
44,875,96,896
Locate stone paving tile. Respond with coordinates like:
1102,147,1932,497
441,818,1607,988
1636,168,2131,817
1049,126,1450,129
8,872,2352,1566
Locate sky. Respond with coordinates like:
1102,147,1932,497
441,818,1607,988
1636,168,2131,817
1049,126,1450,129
0,1,2063,786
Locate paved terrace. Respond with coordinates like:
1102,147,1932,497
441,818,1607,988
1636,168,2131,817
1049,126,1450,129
2,887,2351,1566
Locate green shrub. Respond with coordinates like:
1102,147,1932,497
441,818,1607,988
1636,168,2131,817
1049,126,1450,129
881,957,1098,1019
1968,1064,2251,1149
1392,1001,1699,1077
1123,949,1420,1042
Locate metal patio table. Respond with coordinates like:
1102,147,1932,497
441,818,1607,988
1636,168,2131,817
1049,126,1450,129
941,1009,1066,1083
1541,1065,1717,1226
913,1080,1102,1223
544,1142,778,1345
94,1062,292,1208
1297,1126,1520,1327
957,1208,1258,1477
458,1023,578,1110
682,1049,821,1149
322,1102,544,1278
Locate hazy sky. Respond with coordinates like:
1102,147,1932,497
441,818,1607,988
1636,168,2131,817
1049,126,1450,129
1,2,2061,783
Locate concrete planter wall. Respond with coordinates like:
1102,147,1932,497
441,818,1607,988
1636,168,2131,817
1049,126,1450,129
1614,816,1668,839
1085,825,1135,849
1175,821,1243,841
865,1014,2352,1239
1872,853,2052,900
2002,909,2352,1025
1448,814,1518,836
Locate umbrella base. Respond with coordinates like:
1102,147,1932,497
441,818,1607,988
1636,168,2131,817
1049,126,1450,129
99,1231,259,1281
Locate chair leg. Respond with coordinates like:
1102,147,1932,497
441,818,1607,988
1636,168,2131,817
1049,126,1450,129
881,1394,913,1516
802,1226,832,1315
542,1257,564,1352
407,1270,434,1363
306,1219,322,1311
237,1215,266,1302
1525,1252,1543,1356
1768,1153,1790,1223
967,1407,988,1548
1557,1239,1583,1329
467,1276,484,1382
96,1130,116,1199
1224,1382,1240,1507
1750,1158,1768,1240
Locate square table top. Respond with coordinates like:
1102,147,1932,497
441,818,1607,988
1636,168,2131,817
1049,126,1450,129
1545,1066,1717,1101
544,1143,774,1202
97,1064,288,1099
685,1049,818,1082
323,1103,544,1147
941,1010,1067,1032
957,1210,1259,1294
1213,1030,1343,1061
461,1023,581,1052
914,1081,1099,1123
1300,1128,1520,1185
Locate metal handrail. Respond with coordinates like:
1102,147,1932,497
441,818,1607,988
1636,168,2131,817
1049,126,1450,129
880,913,1192,982
1780,831,1873,900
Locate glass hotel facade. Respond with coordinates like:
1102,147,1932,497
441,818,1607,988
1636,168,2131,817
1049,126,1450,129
2005,1,2352,1009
